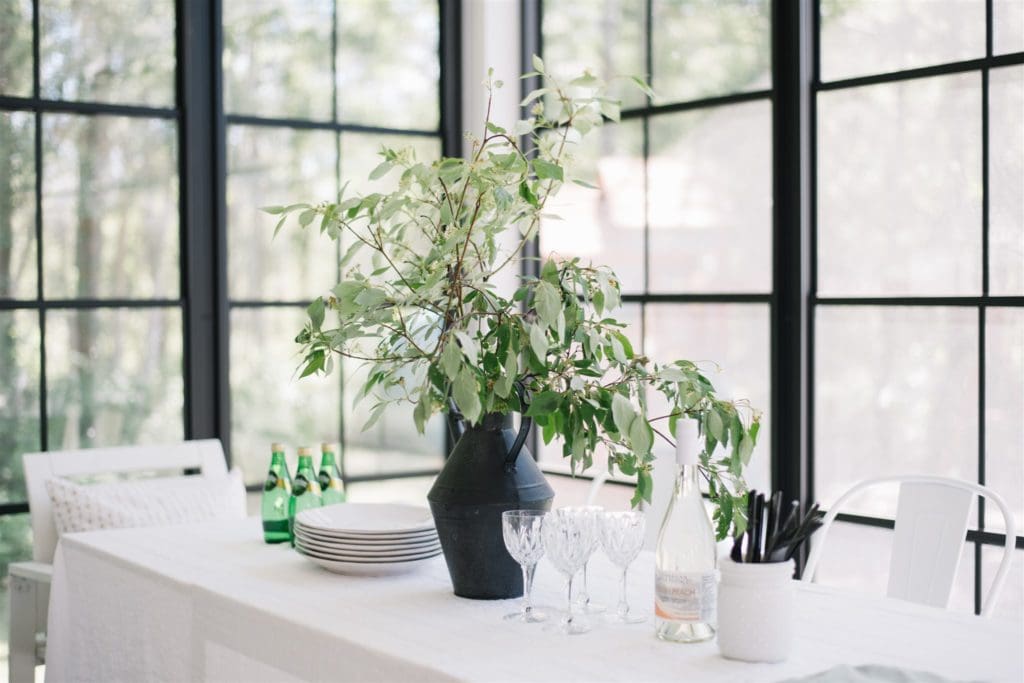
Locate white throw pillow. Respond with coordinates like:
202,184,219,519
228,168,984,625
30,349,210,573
45,468,246,535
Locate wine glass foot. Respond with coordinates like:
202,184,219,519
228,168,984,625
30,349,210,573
503,609,547,623
606,612,647,625
560,617,592,635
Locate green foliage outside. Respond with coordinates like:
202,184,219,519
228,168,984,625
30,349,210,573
270,60,761,538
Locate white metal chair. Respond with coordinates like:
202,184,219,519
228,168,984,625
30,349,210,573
802,475,1017,618
7,439,229,683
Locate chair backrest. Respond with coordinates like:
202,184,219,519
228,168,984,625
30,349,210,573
23,439,228,563
802,475,1017,617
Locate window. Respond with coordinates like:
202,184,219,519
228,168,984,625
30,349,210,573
811,0,1023,617
1,0,183,649
221,0,448,485
536,0,774,492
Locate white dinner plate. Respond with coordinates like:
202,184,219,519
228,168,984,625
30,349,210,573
294,536,442,558
296,528,440,548
293,531,440,552
296,546,443,575
296,503,435,536
299,552,441,576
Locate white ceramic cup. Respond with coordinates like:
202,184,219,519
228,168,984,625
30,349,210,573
716,558,796,663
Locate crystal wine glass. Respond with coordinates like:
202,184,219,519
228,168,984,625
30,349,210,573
600,511,647,624
542,508,595,635
563,505,605,614
501,510,547,623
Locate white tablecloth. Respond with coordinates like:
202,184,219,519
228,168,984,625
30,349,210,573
45,518,1023,683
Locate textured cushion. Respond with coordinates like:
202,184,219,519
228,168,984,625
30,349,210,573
45,469,246,535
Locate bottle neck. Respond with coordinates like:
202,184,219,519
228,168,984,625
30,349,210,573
297,455,315,472
269,453,287,471
674,463,702,497
320,453,336,468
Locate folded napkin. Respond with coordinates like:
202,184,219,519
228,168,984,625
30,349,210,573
779,665,981,683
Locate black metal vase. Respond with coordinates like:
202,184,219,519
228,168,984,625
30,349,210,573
427,411,554,599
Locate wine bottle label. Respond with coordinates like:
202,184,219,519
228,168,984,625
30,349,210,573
654,570,716,623
264,471,279,492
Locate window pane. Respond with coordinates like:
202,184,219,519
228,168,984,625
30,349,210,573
230,307,341,486
540,121,645,294
542,0,647,110
0,310,39,503
536,303,643,470
0,111,36,300
815,306,978,519
994,0,1024,54
40,0,175,106
651,0,771,103
227,125,338,302
42,115,179,299
0,513,33,667
343,359,444,479
339,133,442,195
0,0,32,96
645,303,771,492
986,308,1023,534
819,0,985,82
648,100,772,294
223,0,334,120
45,307,184,450
818,74,981,296
990,66,1024,295
337,0,439,130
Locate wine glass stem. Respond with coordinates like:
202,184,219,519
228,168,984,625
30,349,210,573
565,575,575,626
580,561,590,604
617,566,629,619
522,563,536,616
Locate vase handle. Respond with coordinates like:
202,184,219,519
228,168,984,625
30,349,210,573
504,383,532,473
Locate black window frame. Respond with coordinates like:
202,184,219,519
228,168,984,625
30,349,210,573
525,0,1024,617
0,0,464,520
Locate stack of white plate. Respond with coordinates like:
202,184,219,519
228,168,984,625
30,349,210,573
294,503,441,576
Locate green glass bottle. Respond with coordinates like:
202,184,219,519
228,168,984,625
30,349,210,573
318,442,346,506
261,443,293,544
288,446,323,546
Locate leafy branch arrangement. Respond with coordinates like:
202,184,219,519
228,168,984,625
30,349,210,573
266,58,761,538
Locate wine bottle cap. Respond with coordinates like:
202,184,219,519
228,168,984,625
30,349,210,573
297,446,313,457
675,419,699,466
321,442,335,453
271,442,285,453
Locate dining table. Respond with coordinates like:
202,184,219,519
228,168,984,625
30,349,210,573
43,517,1023,683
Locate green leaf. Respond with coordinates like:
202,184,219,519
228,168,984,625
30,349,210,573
440,340,462,381
707,409,725,442
629,75,655,98
749,421,761,445
298,209,315,227
413,390,431,434
453,330,478,365
526,390,561,416
362,403,387,431
534,280,561,327
572,178,599,190
369,161,393,180
636,469,653,504
533,158,564,182
609,336,627,364
261,205,285,214
518,181,539,208
611,393,636,437
738,434,754,466
532,54,545,73
354,287,387,308
452,366,482,425
307,297,325,331
529,323,548,359
715,493,733,540
628,416,653,455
